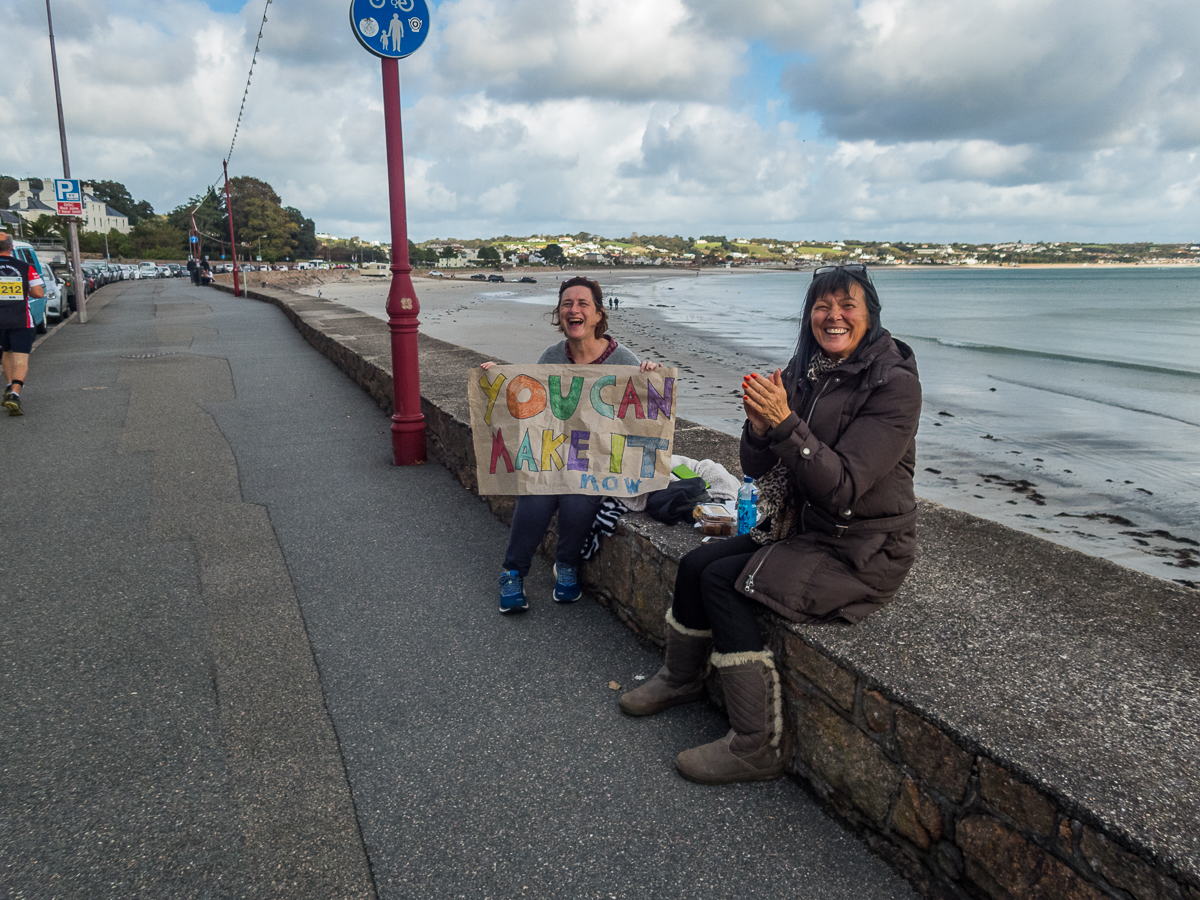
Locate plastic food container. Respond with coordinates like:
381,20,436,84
695,503,735,536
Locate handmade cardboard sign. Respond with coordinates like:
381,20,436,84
468,365,679,497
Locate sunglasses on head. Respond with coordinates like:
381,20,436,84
812,264,867,279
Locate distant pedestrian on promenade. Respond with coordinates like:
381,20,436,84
187,256,199,285
480,276,659,613
620,264,922,785
200,257,212,286
0,233,45,417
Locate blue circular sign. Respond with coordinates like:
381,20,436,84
350,0,430,59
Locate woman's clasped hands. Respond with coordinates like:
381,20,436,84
742,369,790,437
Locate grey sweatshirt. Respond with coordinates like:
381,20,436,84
537,339,640,366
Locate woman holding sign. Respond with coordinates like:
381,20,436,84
620,265,921,786
484,276,658,614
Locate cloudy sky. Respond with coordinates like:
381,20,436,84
4,0,1198,243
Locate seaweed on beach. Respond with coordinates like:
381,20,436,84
1089,524,1200,568
1119,529,1199,547
979,474,1046,505
1055,512,1138,527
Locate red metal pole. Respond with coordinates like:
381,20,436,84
381,57,426,465
223,160,241,297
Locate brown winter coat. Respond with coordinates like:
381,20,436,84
735,331,921,624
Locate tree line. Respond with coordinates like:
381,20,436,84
2,175,319,262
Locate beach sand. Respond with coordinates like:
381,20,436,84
293,268,1198,589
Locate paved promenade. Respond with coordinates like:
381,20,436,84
2,279,917,899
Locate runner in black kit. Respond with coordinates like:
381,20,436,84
0,233,46,416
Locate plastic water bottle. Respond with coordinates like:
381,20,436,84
737,476,758,535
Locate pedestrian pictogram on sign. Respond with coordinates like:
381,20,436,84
349,0,429,59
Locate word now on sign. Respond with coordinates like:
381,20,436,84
468,365,679,497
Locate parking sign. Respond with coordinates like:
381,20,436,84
54,179,82,216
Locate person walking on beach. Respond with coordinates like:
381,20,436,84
619,264,922,785
481,276,659,613
0,233,45,417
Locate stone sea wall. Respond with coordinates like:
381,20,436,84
219,283,1198,900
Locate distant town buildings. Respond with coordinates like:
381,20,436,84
313,230,1200,270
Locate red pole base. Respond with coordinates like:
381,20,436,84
386,273,426,466
390,415,427,466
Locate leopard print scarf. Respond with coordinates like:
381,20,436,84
806,351,843,384
748,461,795,545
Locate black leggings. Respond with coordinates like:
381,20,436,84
671,533,766,654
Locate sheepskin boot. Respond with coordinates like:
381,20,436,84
674,649,785,785
618,610,712,717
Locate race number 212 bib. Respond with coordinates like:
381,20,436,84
0,276,24,300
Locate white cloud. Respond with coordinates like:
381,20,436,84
1,0,1197,243
747,0,1200,152
434,0,742,101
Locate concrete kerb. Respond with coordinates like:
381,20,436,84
213,281,1200,900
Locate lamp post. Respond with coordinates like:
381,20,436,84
349,0,430,465
44,0,88,324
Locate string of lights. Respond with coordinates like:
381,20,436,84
227,0,274,164
187,173,224,220
188,175,245,248
189,183,249,246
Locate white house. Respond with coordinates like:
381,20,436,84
6,179,132,234
6,180,56,223
73,183,132,234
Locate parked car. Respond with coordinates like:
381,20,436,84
518,276,537,283
427,269,444,277
8,239,50,333
44,273,62,322
470,273,486,281
487,273,505,283
81,262,104,289
48,263,78,321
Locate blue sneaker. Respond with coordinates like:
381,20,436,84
499,570,528,614
553,563,582,604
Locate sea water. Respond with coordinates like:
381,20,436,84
612,266,1200,586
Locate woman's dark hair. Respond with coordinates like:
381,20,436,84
785,266,884,395
552,275,609,339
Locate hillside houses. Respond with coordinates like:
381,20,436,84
6,179,131,234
